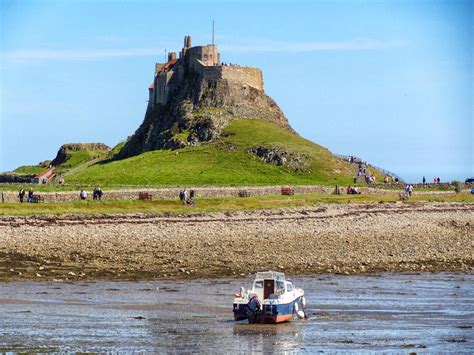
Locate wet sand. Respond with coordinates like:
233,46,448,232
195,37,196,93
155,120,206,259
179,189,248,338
0,273,472,352
0,202,473,281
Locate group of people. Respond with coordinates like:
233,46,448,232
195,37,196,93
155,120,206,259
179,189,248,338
79,187,103,200
93,187,103,200
179,189,195,205
346,185,360,194
365,174,377,184
18,188,35,203
421,176,441,185
351,160,378,186
348,156,365,164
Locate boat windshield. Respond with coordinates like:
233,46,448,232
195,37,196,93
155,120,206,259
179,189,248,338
286,282,293,292
276,281,285,294
254,281,263,289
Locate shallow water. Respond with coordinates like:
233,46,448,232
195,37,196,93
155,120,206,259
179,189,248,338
0,273,473,352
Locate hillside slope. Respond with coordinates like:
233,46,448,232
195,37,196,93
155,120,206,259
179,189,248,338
65,119,376,186
52,143,110,174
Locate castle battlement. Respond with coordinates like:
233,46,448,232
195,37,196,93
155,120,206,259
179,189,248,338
149,35,264,106
201,65,263,91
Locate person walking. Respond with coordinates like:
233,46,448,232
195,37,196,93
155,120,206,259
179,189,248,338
80,189,87,200
18,188,25,203
27,188,34,203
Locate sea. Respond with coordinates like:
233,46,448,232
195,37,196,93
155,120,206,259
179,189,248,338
0,272,472,353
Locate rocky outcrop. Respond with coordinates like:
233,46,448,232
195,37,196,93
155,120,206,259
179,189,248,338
51,143,110,166
0,173,33,183
247,146,311,173
118,72,292,159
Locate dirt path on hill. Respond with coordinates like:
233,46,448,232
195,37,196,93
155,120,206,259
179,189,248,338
0,202,473,281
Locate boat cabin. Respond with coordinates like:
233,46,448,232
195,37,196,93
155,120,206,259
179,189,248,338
252,271,294,300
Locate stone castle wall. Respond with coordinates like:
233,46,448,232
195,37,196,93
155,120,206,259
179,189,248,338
221,66,263,91
187,45,219,72
202,66,263,90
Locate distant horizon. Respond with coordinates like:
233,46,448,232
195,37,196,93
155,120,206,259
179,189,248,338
1,0,472,183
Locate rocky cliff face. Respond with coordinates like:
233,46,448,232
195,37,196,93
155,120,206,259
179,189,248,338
51,143,110,166
117,73,293,159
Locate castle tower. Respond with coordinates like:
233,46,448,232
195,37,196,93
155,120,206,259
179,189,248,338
168,52,176,61
181,35,192,58
184,35,192,48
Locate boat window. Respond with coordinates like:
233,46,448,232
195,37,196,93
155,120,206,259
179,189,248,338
286,283,293,292
276,281,285,294
254,281,263,289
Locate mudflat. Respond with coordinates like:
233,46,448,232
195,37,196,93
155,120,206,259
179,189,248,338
0,202,473,281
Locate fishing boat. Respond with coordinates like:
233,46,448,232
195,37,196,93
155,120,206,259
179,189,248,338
232,271,306,324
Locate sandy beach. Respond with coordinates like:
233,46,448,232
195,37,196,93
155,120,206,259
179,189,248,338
0,201,473,281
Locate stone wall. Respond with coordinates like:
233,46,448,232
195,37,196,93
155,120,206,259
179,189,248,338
0,185,463,204
202,66,263,91
155,71,174,105
221,66,263,91
1,185,333,203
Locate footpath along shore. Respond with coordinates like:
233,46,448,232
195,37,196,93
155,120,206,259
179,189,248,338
0,201,473,281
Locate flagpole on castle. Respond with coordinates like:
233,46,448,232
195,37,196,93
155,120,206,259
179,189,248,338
212,20,215,45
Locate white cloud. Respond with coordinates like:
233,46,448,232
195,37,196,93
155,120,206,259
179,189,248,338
2,48,158,62
221,38,405,53
2,38,404,63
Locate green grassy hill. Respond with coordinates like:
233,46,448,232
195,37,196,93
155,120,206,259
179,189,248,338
12,165,46,175
54,149,108,174
65,119,381,186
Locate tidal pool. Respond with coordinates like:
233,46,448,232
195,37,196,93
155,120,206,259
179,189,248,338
1,272,472,352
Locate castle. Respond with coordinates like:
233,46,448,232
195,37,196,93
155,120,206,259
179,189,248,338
148,35,264,106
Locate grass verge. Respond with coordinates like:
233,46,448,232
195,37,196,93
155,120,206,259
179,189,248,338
1,192,472,216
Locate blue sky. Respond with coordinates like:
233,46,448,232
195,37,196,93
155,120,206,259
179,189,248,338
1,0,472,182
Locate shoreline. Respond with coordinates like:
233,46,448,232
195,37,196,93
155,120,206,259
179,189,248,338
1,202,473,282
